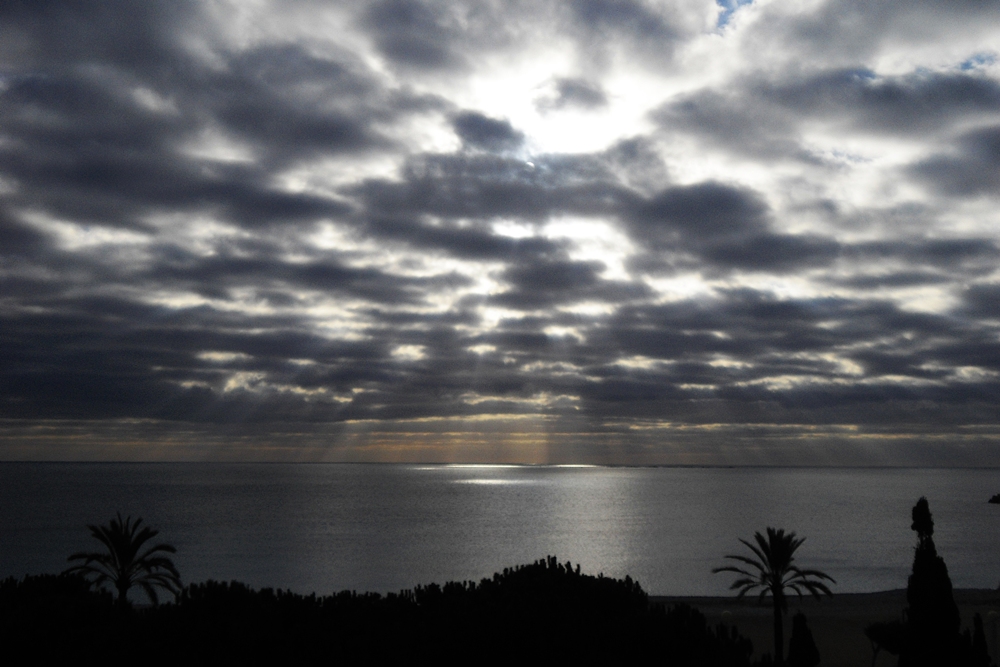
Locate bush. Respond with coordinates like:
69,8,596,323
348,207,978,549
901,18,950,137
0,558,754,666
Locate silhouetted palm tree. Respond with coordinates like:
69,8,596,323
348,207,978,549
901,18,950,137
66,513,181,607
713,527,834,666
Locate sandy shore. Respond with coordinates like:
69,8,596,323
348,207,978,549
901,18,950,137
650,590,1000,667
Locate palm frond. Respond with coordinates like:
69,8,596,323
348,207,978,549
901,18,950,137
742,537,771,567
712,562,758,576
64,513,181,607
789,567,836,582
720,553,768,571
713,527,834,609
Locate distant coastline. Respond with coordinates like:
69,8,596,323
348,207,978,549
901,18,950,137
5,460,1000,469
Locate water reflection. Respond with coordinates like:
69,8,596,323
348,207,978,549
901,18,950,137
454,479,538,485
1,463,999,596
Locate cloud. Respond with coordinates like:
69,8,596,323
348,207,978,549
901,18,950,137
567,0,690,53
656,68,1000,164
490,257,651,309
624,182,840,272
536,78,609,112
362,0,466,70
960,282,1000,318
911,125,1000,195
742,0,1000,68
353,152,628,226
757,69,1000,133
631,182,769,240
2,0,1000,464
451,111,525,152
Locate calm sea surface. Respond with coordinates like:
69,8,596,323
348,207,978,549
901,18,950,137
1,463,999,596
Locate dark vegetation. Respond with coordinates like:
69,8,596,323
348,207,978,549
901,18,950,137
0,556,755,666
786,612,820,667
866,497,994,667
6,499,997,666
66,513,181,607
865,619,904,667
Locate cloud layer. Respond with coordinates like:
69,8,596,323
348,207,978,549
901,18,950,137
2,0,1000,463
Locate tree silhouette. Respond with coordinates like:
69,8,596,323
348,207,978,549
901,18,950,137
713,527,834,666
899,497,961,667
66,513,181,607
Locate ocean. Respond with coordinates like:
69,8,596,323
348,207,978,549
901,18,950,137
1,463,998,597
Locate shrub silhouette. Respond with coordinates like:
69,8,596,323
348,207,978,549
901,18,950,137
65,513,181,607
0,573,115,663
865,619,904,667
713,528,834,666
652,601,755,666
4,556,756,666
970,613,991,667
786,612,820,667
153,557,753,665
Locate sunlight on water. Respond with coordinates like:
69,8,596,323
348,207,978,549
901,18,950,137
453,479,538,485
442,464,523,469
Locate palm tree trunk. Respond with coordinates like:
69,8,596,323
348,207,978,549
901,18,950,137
774,602,784,665
117,583,129,608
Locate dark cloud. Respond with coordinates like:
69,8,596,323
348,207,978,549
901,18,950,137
207,44,404,163
702,233,840,272
147,250,471,305
353,152,630,225
570,288,997,424
656,69,1000,162
631,182,769,239
0,211,48,257
830,271,952,289
365,215,563,261
355,0,693,77
960,283,1000,318
490,258,651,309
652,88,806,160
765,0,1000,65
847,238,999,264
0,3,445,244
0,0,194,71
758,69,1000,133
832,239,1000,284
536,77,608,112
911,125,1000,195
570,0,681,43
815,238,1000,288
451,111,524,152
362,0,463,69
354,157,838,275
625,182,839,272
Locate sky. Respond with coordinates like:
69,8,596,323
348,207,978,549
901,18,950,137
2,0,1000,465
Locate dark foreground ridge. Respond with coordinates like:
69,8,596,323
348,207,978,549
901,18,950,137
0,556,754,666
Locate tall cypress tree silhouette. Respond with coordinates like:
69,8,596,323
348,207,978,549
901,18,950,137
898,497,961,667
